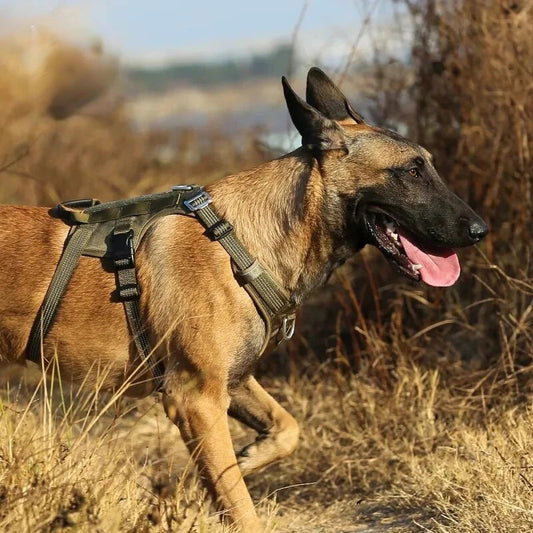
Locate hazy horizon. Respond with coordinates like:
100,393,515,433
0,0,409,68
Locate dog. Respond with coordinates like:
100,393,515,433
0,68,487,530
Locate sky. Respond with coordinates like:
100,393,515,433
0,0,408,66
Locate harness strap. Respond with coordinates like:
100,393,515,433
184,189,295,352
186,190,291,314
27,224,94,363
111,219,165,387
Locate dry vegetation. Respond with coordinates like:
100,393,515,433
0,1,532,531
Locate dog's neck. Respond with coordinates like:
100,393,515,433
209,149,361,304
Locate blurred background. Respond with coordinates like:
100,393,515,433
0,0,413,203
0,1,532,530
0,0,408,131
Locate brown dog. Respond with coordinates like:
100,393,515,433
0,68,487,530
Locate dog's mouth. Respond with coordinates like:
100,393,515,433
364,211,461,287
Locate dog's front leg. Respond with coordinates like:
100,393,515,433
229,376,300,476
162,372,260,531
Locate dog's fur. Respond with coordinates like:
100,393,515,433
0,69,487,530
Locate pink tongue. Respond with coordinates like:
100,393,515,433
398,230,460,287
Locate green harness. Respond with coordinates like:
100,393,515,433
27,185,296,390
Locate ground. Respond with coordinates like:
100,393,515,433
1,353,532,532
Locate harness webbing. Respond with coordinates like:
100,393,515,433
110,219,166,384
187,190,291,318
26,185,295,391
27,224,93,360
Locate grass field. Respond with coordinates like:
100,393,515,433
2,313,533,532
0,1,532,531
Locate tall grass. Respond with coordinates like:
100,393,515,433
0,359,225,532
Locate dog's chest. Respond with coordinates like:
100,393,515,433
227,317,266,388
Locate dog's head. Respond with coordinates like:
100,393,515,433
282,68,488,287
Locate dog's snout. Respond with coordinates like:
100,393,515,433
468,219,489,242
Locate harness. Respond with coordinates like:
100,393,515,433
27,185,296,390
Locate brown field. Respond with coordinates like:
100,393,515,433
0,1,532,531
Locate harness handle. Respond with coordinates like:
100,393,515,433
53,198,101,224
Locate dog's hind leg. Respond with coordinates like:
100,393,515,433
229,376,300,477
162,372,260,530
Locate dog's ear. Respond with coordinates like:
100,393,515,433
306,67,365,125
282,76,347,152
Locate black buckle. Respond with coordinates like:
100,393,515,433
111,229,135,269
183,190,212,211
205,220,233,241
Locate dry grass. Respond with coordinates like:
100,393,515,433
2,294,533,533
0,1,532,531
0,369,225,532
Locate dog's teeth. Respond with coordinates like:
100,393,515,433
413,264,423,271
391,232,399,242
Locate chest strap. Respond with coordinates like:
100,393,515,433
27,186,295,391
110,219,166,384
27,223,94,363
185,188,295,349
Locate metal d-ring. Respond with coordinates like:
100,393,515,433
281,315,296,340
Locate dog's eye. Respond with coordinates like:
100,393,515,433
408,168,420,178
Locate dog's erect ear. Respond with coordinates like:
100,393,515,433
306,67,365,124
282,76,347,152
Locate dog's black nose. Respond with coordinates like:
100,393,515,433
468,219,489,242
